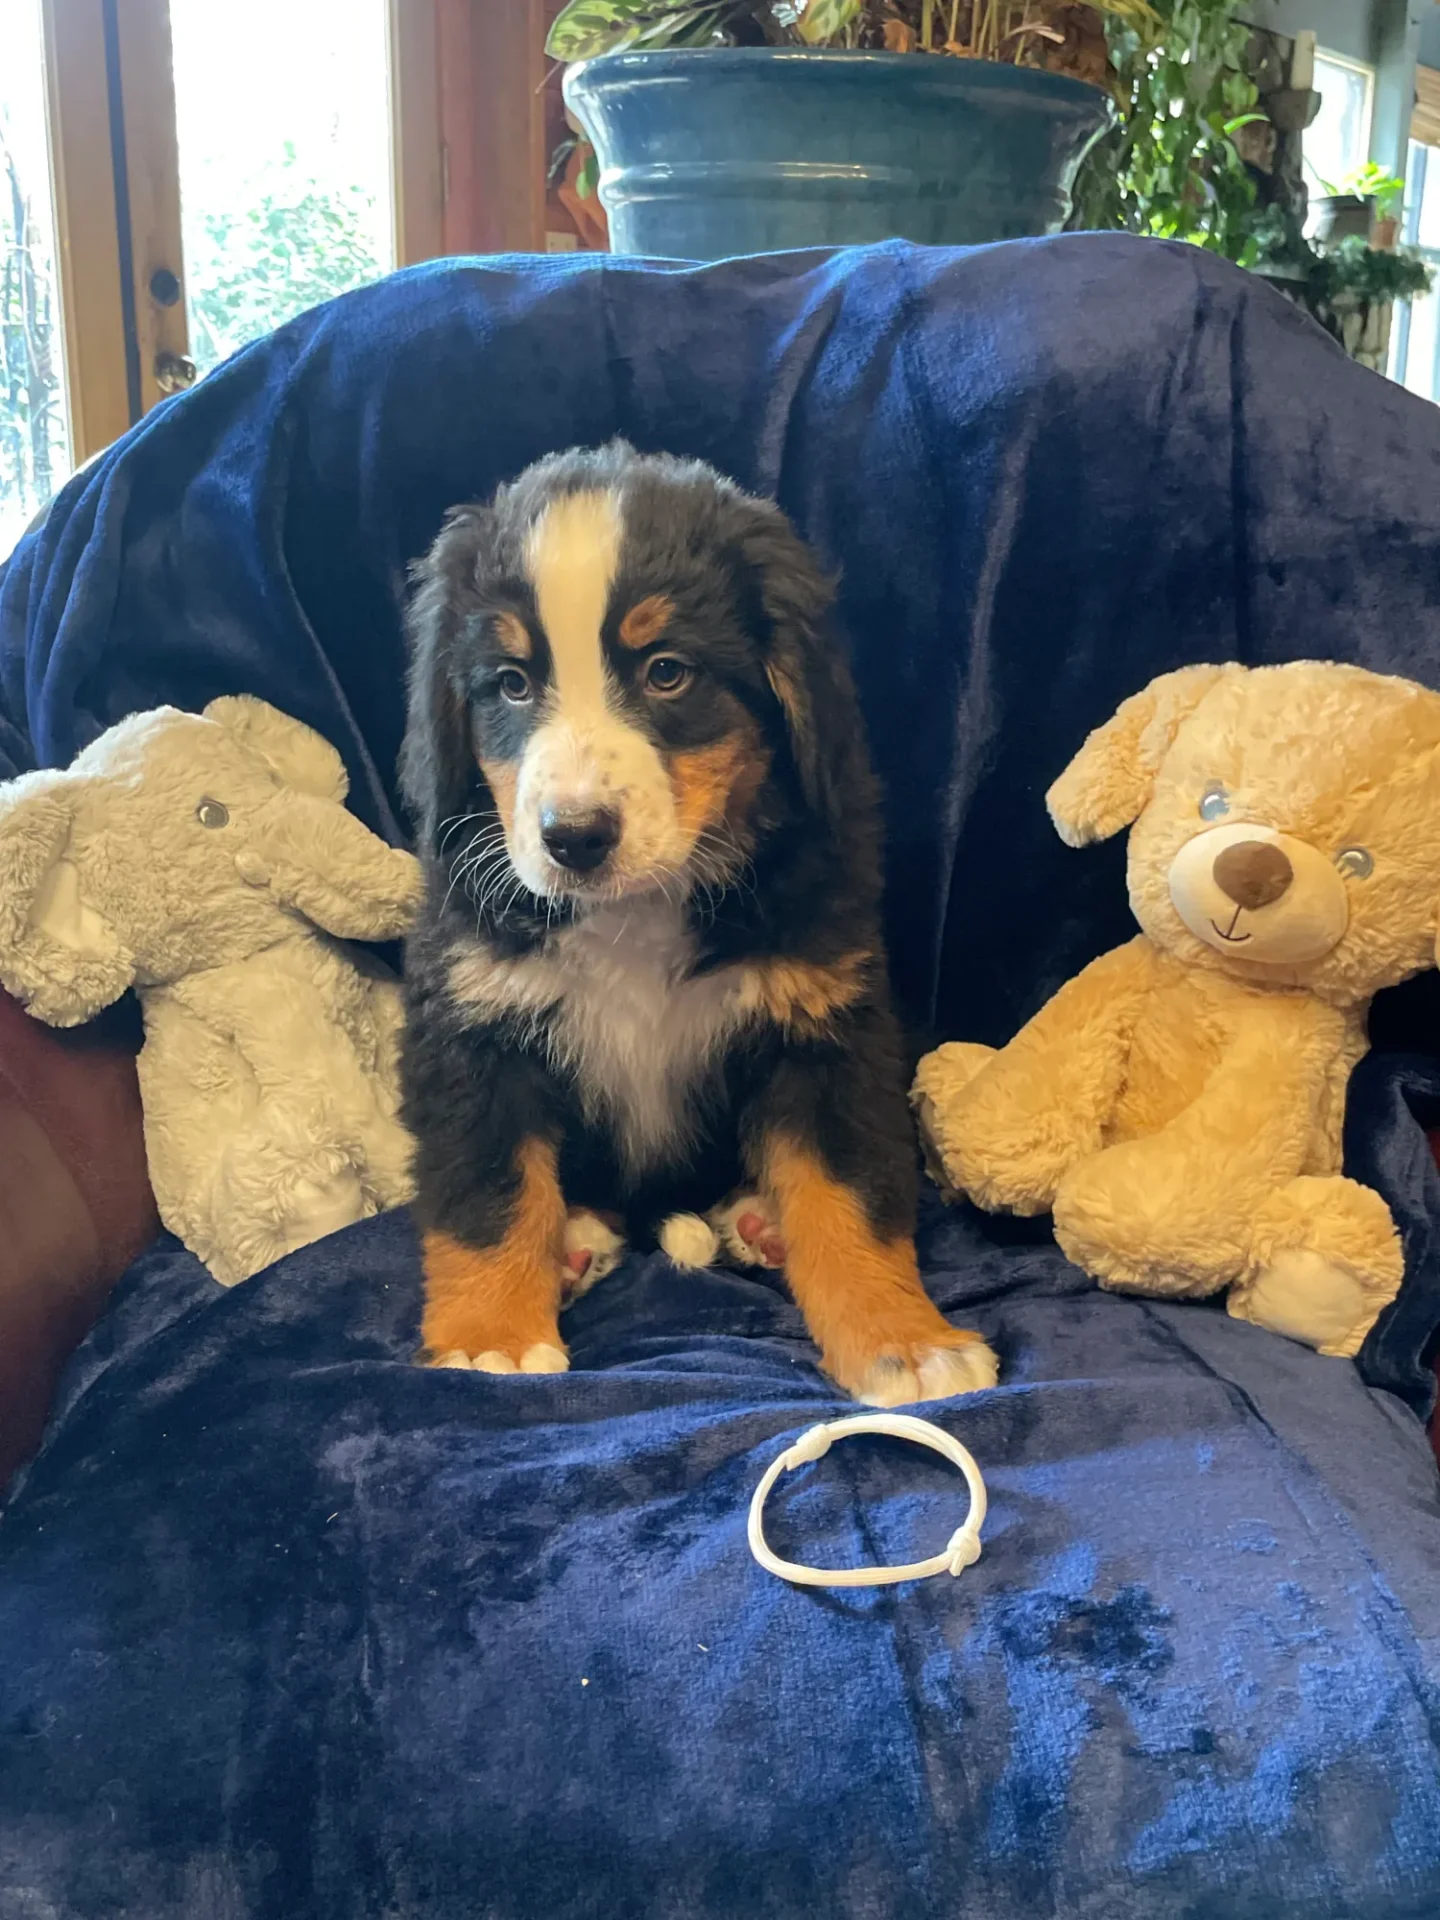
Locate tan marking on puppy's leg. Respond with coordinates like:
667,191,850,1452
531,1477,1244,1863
618,594,675,649
765,1137,998,1405
421,1139,568,1372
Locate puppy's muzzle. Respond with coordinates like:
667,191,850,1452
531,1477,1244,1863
540,805,622,875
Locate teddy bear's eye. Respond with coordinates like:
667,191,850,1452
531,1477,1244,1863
1198,783,1230,821
196,798,230,829
1336,846,1373,879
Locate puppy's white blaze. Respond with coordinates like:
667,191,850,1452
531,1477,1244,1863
513,486,688,897
526,489,622,722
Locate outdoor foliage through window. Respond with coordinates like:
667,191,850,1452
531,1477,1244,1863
172,0,394,376
1,0,70,563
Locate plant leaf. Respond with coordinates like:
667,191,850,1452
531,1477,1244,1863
546,2,636,59
546,1,711,59
794,0,861,46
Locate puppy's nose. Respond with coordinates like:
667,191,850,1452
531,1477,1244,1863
1212,839,1293,911
540,806,621,874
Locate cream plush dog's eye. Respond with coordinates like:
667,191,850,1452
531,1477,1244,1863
1336,846,1374,879
497,667,532,704
1198,783,1229,821
195,797,229,828
644,655,693,697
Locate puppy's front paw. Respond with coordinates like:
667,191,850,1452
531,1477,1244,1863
420,1229,568,1375
430,1341,569,1375
853,1333,999,1408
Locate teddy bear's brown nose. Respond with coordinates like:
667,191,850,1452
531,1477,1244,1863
1212,839,1293,911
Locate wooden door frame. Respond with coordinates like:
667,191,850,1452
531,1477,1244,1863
389,0,446,265
437,0,550,255
40,0,131,461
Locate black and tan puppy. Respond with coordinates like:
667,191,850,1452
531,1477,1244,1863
398,443,998,1406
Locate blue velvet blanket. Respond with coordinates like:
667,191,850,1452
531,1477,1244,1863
4,236,1440,1919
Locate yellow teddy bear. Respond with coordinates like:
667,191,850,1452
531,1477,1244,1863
911,661,1440,1359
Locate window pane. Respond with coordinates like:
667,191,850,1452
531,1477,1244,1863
1400,284,1439,404
1417,141,1440,253
1306,53,1373,201
169,0,394,377
1,0,72,562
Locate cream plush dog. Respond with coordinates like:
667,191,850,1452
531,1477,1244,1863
0,697,421,1285
912,661,1440,1358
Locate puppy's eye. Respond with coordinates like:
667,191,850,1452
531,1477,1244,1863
1336,846,1373,879
1198,783,1230,821
195,798,229,829
497,667,533,705
643,655,693,698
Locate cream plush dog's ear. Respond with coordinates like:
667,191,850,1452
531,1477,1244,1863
204,696,349,804
1046,664,1235,847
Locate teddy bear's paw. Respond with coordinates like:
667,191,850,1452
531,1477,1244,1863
559,1208,628,1305
852,1334,1000,1408
1229,1252,1384,1358
910,1044,1002,1203
706,1192,787,1270
910,1042,999,1105
1237,1175,1404,1355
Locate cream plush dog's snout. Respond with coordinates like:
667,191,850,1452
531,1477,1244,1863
1168,820,1349,964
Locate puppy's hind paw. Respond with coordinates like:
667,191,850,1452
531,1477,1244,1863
707,1191,786,1270
560,1208,628,1306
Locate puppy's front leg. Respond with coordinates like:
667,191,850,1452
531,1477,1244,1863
420,1136,569,1374
747,1035,999,1407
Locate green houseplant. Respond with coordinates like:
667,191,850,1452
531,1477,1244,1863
1251,203,1434,372
1308,163,1406,248
545,0,1149,259
1069,0,1264,260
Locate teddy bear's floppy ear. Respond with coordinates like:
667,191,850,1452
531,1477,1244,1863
1046,664,1235,847
203,696,349,804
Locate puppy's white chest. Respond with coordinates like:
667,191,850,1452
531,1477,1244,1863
548,901,742,1174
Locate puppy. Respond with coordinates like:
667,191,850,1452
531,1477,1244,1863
398,443,998,1406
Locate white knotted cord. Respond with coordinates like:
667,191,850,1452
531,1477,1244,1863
747,1413,987,1589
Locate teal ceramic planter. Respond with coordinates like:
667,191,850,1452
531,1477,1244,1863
564,48,1112,261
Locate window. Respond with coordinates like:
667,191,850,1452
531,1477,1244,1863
1388,141,1440,402
170,0,395,376
1,0,71,560
0,0,450,564
1305,50,1375,207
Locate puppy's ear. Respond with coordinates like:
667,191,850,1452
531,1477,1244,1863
399,506,488,850
1047,664,1234,847
733,502,845,829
